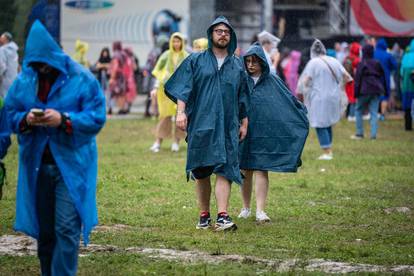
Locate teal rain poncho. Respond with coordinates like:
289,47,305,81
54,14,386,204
165,16,250,184
4,21,106,244
240,43,309,172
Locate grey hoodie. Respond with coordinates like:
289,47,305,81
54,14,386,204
0,41,19,98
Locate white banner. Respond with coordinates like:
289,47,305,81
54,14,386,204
61,0,189,65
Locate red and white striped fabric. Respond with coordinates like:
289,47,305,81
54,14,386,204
350,0,414,36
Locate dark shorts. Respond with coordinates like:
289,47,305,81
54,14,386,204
192,166,215,180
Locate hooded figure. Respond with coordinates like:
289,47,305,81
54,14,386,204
72,39,90,68
343,42,361,106
5,20,105,274
352,44,386,139
400,39,414,130
165,16,249,184
0,33,19,98
298,39,350,128
374,38,397,98
297,39,351,160
152,32,189,118
192,37,208,52
240,42,308,172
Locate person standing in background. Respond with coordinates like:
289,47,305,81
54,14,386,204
400,39,414,131
149,32,188,153
374,38,397,121
0,32,19,99
297,39,352,160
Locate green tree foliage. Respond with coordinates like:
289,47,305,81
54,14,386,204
0,0,17,34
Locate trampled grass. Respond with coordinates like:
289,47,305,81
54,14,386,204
0,117,413,274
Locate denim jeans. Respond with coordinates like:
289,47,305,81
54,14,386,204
348,103,355,117
36,164,81,276
355,95,380,138
315,126,332,149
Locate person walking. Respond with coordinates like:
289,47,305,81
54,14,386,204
400,39,414,131
109,41,128,114
351,44,386,140
0,31,19,99
4,21,106,276
149,32,188,152
374,38,397,120
237,42,308,222
164,16,250,231
297,39,352,160
343,42,361,121
95,47,112,111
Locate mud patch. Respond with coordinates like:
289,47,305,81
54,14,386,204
1,234,414,274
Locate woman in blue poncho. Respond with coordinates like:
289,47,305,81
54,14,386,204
238,42,309,222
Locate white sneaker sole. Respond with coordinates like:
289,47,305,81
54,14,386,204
214,223,237,231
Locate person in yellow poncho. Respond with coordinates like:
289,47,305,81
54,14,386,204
73,39,90,68
192,37,208,52
150,32,189,153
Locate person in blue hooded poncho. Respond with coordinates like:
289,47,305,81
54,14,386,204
165,16,250,231
4,21,106,276
237,42,309,222
374,38,397,121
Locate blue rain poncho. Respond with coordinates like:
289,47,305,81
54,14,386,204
165,16,250,184
4,21,106,244
240,43,309,172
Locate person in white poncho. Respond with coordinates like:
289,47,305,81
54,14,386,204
297,39,352,160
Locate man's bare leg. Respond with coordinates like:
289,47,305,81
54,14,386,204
215,175,231,213
196,177,211,212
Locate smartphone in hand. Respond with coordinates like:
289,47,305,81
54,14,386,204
31,108,45,117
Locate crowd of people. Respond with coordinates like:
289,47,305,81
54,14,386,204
0,16,413,276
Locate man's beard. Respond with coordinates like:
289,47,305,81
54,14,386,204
212,39,229,49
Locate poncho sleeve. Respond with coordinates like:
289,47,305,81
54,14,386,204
164,56,194,104
68,77,106,146
4,80,29,134
151,51,169,82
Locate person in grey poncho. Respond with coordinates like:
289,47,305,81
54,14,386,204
297,39,352,160
0,32,19,99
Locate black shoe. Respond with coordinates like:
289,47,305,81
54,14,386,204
196,213,211,230
215,213,237,231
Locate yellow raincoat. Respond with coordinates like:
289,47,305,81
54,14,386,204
152,32,188,118
73,39,90,68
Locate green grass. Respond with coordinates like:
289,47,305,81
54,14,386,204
1,117,413,274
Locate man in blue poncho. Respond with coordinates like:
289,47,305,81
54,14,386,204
5,21,106,275
165,16,250,231
238,42,309,222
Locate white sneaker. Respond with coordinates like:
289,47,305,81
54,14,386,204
347,116,356,122
256,210,270,222
237,208,251,219
317,153,333,160
171,142,179,152
149,143,160,153
363,114,370,120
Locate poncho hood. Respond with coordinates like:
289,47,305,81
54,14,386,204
310,39,327,59
243,42,270,76
207,16,237,55
23,20,68,74
376,38,388,51
362,44,374,59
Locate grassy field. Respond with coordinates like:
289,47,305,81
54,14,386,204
0,117,413,275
